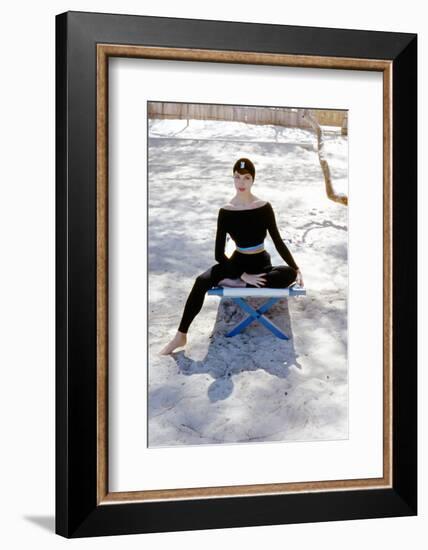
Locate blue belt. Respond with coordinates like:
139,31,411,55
235,242,265,254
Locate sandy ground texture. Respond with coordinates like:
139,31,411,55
148,118,348,447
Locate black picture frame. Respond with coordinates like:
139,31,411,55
55,10,417,538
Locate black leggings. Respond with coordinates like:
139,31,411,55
177,250,297,334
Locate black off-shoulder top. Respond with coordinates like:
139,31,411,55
215,201,299,271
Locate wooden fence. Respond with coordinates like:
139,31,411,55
148,102,348,133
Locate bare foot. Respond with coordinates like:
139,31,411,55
159,331,187,355
218,277,246,288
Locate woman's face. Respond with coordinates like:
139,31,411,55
233,171,254,193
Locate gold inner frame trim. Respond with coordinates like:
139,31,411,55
96,43,393,505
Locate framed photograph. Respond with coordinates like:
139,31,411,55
55,11,417,538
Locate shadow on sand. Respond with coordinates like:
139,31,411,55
153,296,302,405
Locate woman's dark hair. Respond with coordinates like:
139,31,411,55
233,158,255,180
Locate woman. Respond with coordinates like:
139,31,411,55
160,157,304,355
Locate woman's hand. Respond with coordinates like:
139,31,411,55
240,271,267,287
295,268,304,287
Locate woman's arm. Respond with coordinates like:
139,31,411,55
266,203,299,271
215,209,228,264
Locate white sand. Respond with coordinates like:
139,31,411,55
148,118,348,447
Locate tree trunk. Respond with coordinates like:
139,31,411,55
302,109,348,206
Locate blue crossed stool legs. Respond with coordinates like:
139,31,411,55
207,285,306,340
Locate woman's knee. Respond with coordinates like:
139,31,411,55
284,266,298,285
268,265,297,287
195,262,233,289
195,270,213,288
282,265,297,274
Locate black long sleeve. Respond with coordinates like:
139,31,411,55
266,203,299,270
214,209,228,264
